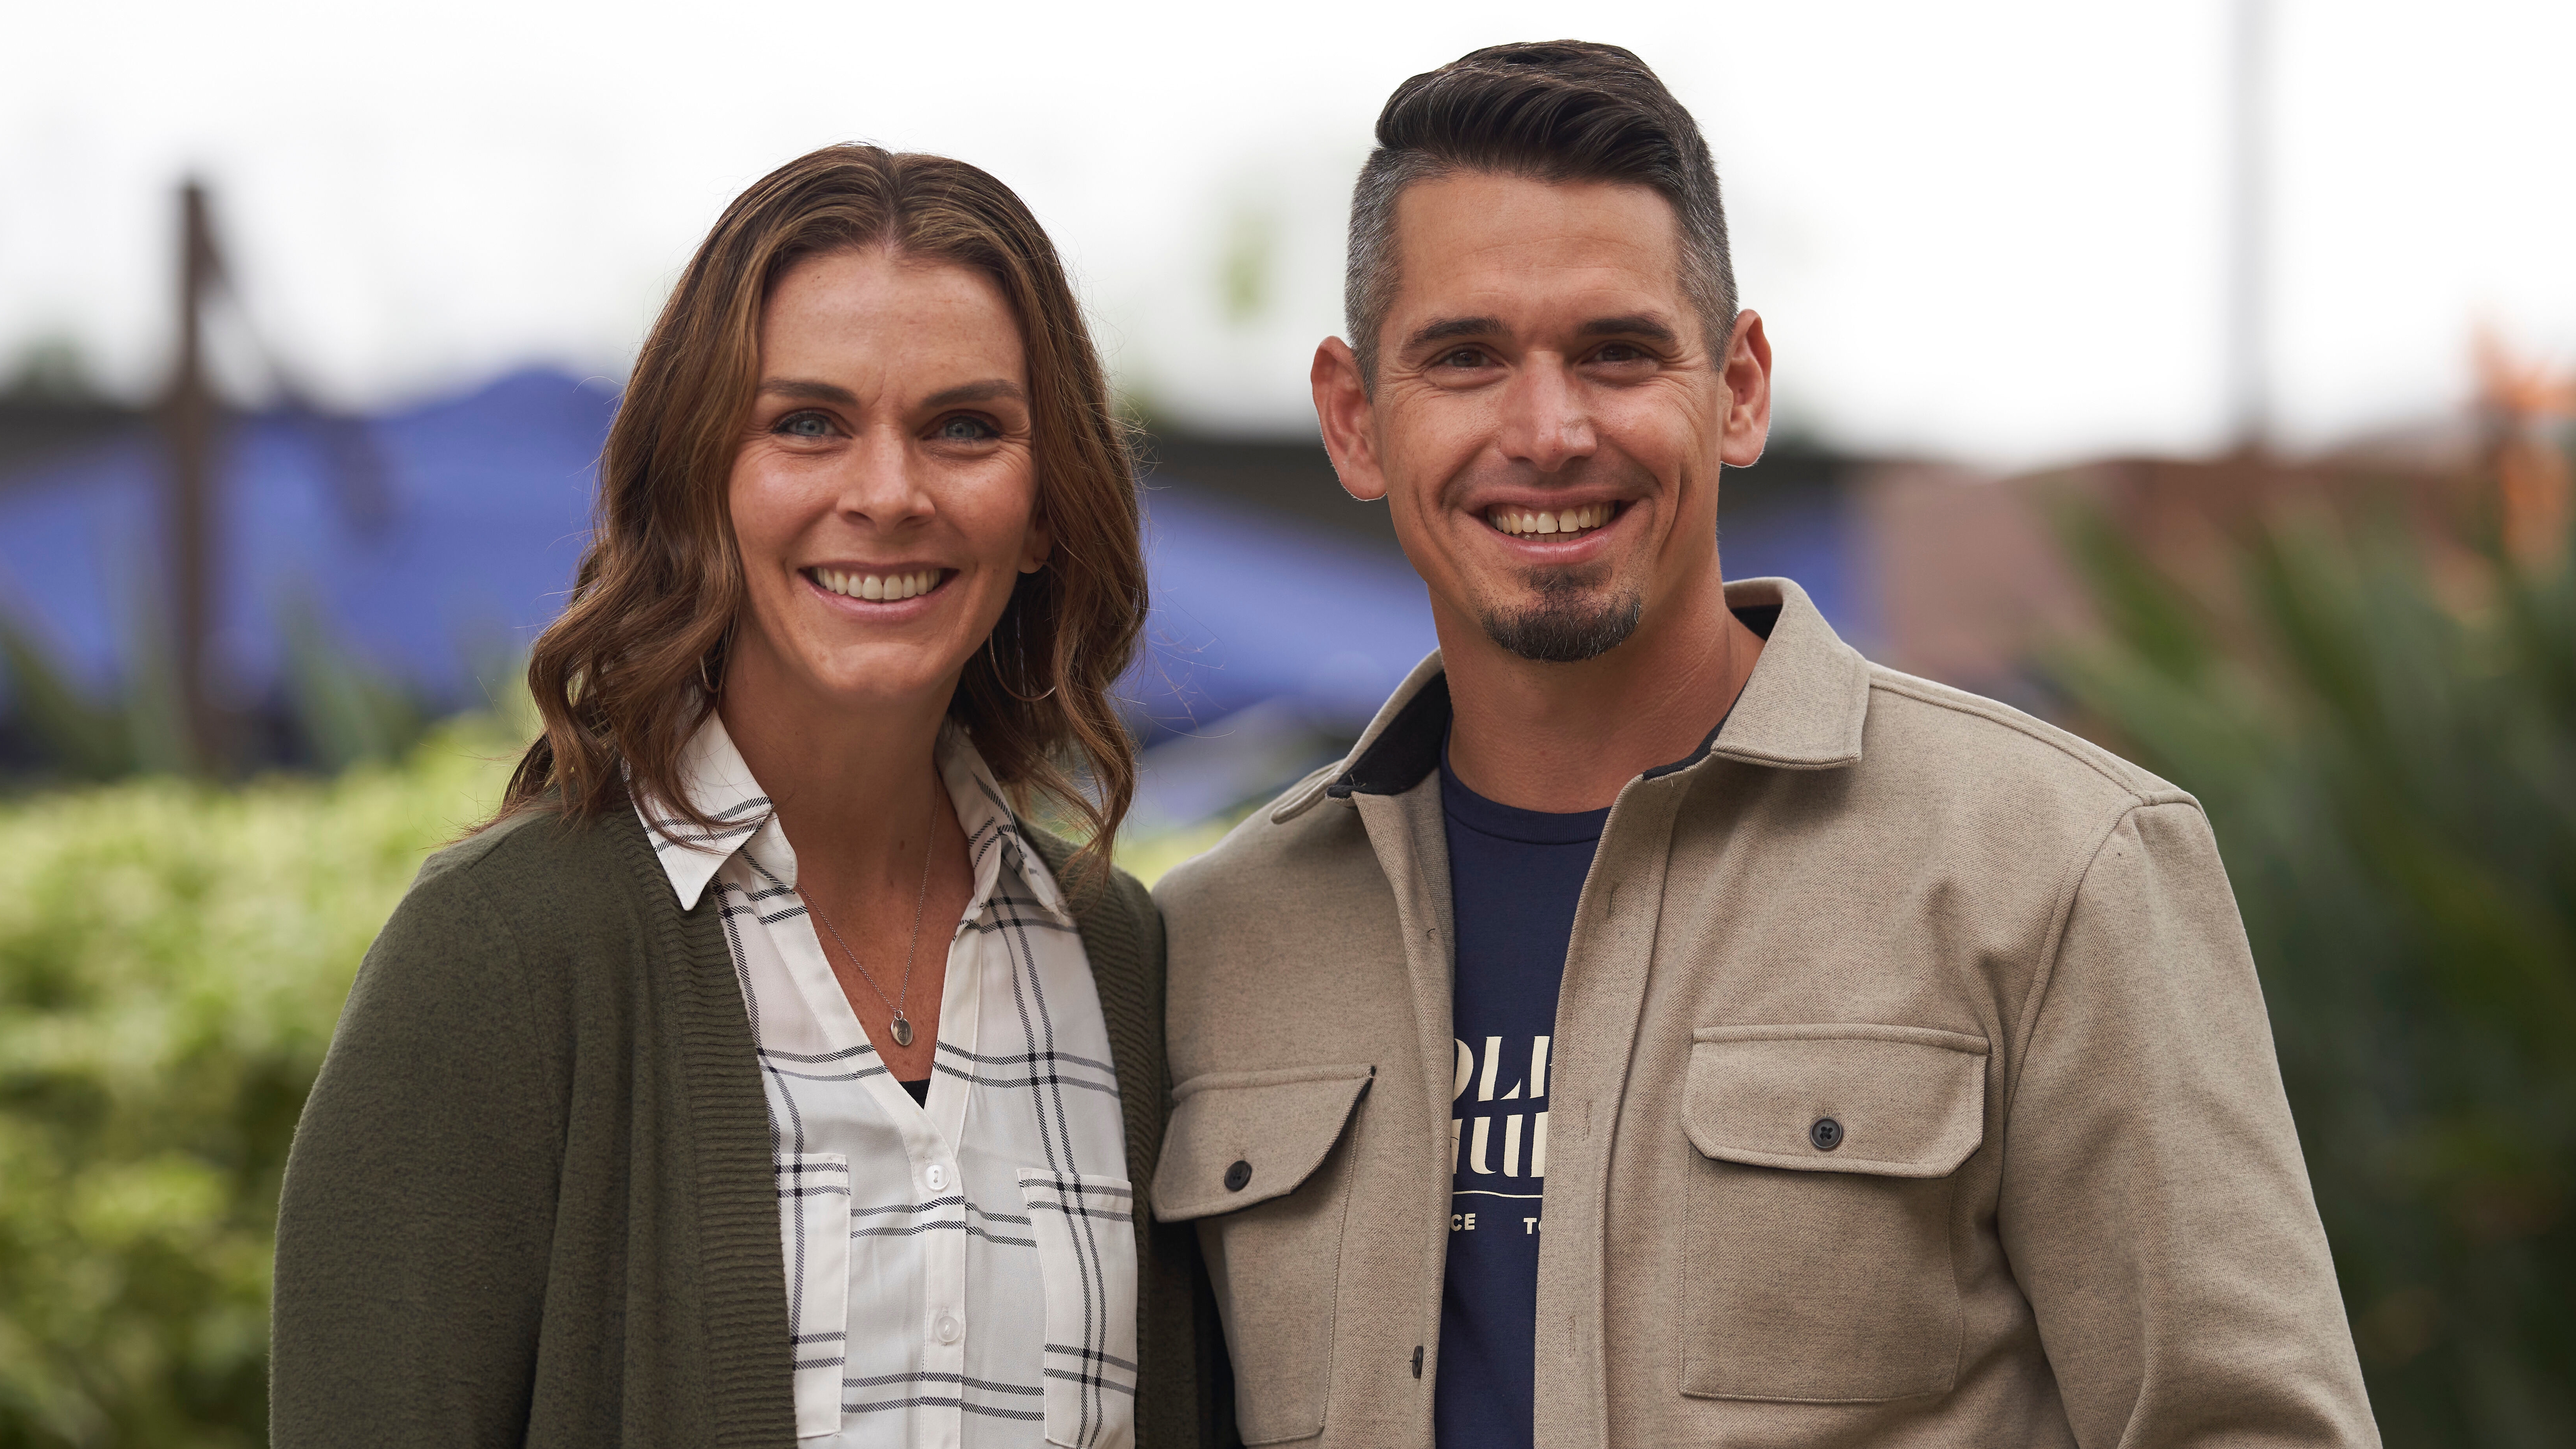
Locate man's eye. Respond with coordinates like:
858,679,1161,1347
937,415,997,443
1594,344,1644,364
1438,348,1489,369
776,411,832,438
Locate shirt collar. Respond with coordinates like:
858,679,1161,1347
636,712,1067,923
636,713,774,912
1274,575,1870,823
939,729,1069,923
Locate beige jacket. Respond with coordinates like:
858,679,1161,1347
1152,578,2376,1449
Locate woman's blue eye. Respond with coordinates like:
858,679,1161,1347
779,412,831,438
938,416,995,442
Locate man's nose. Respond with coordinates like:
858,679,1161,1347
1495,355,1597,472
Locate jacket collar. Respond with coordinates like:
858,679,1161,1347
1275,575,1869,822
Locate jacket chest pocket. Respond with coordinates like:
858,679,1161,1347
1678,1024,1988,1405
1152,1064,1374,1447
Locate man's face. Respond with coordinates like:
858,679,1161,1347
1319,172,1767,664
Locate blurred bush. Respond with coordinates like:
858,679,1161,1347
2048,503,2575,1446
0,716,518,1446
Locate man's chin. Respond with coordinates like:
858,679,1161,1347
1477,586,1644,664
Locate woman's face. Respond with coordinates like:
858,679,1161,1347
725,247,1047,718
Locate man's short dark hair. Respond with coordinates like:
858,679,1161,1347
1344,40,1737,388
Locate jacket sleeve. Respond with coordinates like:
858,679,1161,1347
1996,800,2379,1448
271,859,567,1448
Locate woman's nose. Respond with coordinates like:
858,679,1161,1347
834,428,936,524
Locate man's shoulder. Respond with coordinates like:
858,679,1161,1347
1856,661,2193,816
1153,762,1374,920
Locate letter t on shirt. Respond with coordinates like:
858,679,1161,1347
1433,745,1607,1449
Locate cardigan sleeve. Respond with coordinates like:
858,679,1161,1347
271,854,570,1449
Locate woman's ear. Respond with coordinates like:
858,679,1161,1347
1020,510,1053,574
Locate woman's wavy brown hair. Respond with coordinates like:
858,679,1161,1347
495,145,1146,871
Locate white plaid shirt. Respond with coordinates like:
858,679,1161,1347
639,716,1136,1449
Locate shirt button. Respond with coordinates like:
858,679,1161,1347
934,1312,962,1344
925,1164,947,1192
1809,1117,1844,1151
1223,1160,1253,1192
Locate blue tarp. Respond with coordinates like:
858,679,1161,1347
0,367,1863,736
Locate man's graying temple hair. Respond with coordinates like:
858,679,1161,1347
1343,40,1738,387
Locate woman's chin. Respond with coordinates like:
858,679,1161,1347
806,652,975,715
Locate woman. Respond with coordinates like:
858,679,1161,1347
273,145,1218,1449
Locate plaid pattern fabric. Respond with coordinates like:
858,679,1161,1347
640,717,1136,1449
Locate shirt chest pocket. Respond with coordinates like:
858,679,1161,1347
1152,1065,1375,1447
1678,1024,1988,1405
1017,1169,1139,1449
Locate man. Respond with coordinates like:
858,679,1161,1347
1151,38,2377,1449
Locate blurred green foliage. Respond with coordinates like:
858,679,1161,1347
2048,505,2576,1446
0,716,519,1446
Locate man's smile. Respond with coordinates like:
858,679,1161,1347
1483,501,1619,537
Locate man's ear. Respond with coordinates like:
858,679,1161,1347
1312,336,1388,502
1718,309,1773,469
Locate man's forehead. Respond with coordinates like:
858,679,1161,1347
1387,172,1688,331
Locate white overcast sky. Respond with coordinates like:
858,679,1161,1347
5,0,2572,468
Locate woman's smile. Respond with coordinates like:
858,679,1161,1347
802,564,954,606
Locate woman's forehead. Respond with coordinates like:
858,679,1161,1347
760,248,1025,391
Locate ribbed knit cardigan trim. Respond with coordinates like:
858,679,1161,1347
618,801,791,1448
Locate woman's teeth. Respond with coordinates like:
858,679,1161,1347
1487,502,1614,537
814,568,941,602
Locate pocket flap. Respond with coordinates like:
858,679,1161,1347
1685,1024,1988,1178
1153,1064,1375,1221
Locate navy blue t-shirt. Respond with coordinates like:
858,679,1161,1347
1433,747,1609,1449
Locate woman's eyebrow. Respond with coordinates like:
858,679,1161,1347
922,379,1027,408
757,378,858,404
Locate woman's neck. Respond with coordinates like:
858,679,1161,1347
716,649,957,881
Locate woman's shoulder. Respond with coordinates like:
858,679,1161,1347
1019,825,1152,919
397,802,661,948
1019,825,1162,989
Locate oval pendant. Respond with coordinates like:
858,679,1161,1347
890,1016,914,1048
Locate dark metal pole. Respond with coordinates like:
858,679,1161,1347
163,179,224,773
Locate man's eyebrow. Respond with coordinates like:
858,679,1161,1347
1403,316,1506,352
1576,314,1681,345
923,379,1026,408
756,378,857,405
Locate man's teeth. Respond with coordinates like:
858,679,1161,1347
1487,502,1615,537
815,568,941,601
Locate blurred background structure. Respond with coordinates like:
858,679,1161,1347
2,0,2572,1444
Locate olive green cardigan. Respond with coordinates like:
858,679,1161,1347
272,801,1229,1448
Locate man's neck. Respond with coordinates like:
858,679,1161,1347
1438,573,1762,814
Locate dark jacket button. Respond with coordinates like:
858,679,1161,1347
1809,1117,1844,1151
1223,1160,1253,1191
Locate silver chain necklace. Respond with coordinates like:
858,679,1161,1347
802,774,939,1049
